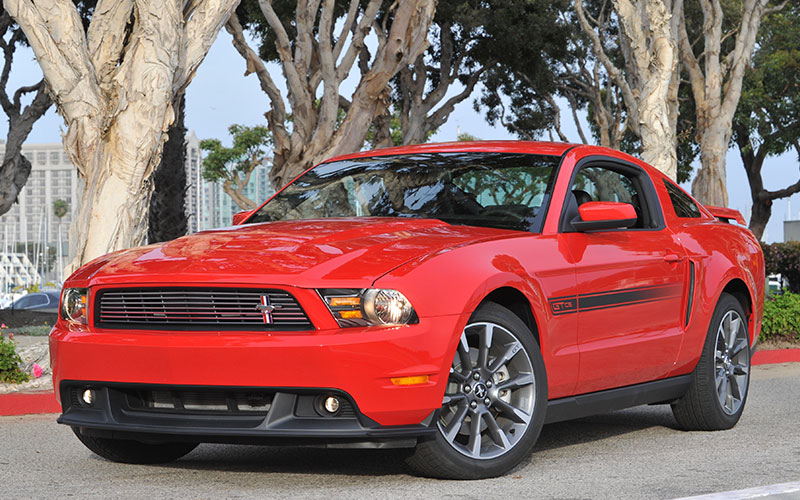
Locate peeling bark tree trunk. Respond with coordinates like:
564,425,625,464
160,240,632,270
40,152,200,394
5,0,239,272
681,0,782,207
575,0,682,179
226,0,436,189
0,10,52,217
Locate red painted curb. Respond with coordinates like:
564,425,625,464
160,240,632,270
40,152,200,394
0,390,60,416
752,348,800,366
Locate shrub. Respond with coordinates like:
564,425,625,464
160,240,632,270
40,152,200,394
761,242,800,293
0,335,30,384
761,291,800,341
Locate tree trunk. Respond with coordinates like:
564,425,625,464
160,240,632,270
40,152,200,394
6,0,239,271
148,94,187,243
0,84,51,216
692,125,730,207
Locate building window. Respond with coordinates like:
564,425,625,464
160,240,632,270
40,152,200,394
36,152,46,165
50,152,60,164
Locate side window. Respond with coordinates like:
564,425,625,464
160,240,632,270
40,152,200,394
568,165,657,229
663,180,701,218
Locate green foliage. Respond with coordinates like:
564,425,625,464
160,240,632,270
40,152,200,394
0,333,29,384
761,242,800,294
733,4,800,159
761,292,800,341
457,131,480,142
200,124,271,184
52,199,68,219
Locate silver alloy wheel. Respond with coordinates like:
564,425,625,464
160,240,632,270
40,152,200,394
438,321,536,460
714,310,750,415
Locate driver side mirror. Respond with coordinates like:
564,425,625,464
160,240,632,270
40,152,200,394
232,209,256,226
572,201,637,232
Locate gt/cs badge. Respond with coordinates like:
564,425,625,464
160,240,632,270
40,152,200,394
549,297,577,315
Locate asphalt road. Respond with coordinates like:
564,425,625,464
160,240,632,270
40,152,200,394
2,363,799,500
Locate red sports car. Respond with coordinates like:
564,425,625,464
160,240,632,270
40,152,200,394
52,141,764,479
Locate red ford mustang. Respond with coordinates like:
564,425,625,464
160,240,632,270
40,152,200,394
52,141,764,479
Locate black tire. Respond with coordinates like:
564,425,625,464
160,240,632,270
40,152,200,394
72,427,198,464
406,302,548,479
671,293,751,431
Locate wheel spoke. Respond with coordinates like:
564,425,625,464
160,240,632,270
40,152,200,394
448,369,468,383
728,316,742,349
442,394,467,406
488,341,522,374
725,381,734,412
457,333,472,372
715,349,725,362
467,413,482,457
733,363,748,376
731,338,748,357
728,373,742,401
442,402,469,441
496,372,534,392
493,399,531,424
477,324,494,371
483,412,511,450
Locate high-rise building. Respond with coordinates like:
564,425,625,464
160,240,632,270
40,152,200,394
184,131,203,234
200,162,274,230
0,141,81,252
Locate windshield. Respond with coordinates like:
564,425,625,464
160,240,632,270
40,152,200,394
247,152,561,232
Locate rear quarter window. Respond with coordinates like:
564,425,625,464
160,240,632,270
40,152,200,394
663,180,701,218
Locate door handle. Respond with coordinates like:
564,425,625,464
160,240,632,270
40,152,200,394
664,254,683,263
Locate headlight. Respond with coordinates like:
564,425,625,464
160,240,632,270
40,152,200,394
318,288,417,327
61,288,88,324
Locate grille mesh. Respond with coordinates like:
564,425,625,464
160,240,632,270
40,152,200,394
95,288,313,331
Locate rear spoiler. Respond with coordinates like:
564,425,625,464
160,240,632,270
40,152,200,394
706,205,746,225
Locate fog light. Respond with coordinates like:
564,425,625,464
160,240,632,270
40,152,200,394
323,396,340,414
82,388,94,406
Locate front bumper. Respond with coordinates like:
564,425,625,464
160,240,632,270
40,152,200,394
50,314,468,429
59,382,436,447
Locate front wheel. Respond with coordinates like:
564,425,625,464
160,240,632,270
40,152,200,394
406,302,547,479
72,427,198,464
671,293,751,430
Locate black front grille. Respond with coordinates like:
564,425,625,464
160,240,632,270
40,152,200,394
126,389,273,415
95,288,313,331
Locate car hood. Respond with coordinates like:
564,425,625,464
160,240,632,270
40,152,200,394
76,218,525,289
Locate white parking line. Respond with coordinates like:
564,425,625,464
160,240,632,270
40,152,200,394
675,482,800,500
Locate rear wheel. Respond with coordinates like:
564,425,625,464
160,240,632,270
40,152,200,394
406,302,547,479
72,427,198,464
671,293,751,430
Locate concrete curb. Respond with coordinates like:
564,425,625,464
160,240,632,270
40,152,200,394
2,349,798,417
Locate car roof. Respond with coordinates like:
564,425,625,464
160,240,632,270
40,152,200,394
322,141,577,163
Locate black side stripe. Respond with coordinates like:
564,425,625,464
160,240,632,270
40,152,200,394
685,261,695,326
549,283,683,316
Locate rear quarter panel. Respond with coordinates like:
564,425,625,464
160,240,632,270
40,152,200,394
654,180,765,377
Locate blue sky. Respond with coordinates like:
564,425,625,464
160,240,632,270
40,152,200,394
3,28,798,242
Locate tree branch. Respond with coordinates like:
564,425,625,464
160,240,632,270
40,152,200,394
177,0,239,93
86,0,133,90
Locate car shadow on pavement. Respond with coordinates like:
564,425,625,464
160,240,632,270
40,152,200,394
536,404,681,452
156,405,681,477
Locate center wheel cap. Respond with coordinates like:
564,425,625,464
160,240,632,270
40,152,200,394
473,382,487,399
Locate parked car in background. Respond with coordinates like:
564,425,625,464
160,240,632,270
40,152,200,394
3,291,61,314
51,141,764,479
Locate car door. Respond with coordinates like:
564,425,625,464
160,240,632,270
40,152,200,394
560,160,689,394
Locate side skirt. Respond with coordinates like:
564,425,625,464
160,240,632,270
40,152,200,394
544,375,692,424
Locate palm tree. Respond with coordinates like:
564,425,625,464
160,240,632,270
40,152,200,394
52,198,68,282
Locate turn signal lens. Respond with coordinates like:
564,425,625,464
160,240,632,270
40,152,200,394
390,375,430,386
61,288,88,324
